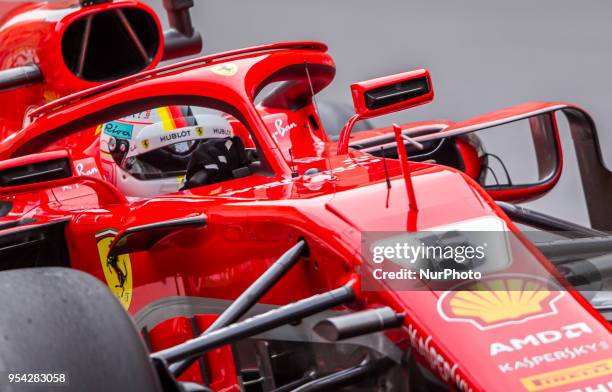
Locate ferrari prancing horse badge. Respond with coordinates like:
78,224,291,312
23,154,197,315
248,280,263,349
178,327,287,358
96,229,133,310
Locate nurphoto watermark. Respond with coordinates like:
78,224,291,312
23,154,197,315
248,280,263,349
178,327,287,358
361,229,561,291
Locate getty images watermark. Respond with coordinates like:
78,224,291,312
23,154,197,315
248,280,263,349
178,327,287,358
371,240,487,281
360,229,556,291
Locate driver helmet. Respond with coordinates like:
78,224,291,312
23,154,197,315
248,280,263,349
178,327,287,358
99,105,233,198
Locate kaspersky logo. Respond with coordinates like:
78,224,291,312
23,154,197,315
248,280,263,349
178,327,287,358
437,275,565,330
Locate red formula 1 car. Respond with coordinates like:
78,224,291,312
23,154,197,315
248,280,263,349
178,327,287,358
0,1,611,392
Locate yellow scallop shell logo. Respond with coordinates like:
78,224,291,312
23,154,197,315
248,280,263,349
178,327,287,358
437,276,564,330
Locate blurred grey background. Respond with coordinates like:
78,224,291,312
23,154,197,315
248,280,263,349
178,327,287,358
156,1,612,223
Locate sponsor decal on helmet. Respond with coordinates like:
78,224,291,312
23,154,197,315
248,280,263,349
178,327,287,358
141,139,150,149
160,129,191,143
95,229,133,310
437,275,565,330
103,121,133,139
520,359,612,391
213,127,231,136
211,63,238,76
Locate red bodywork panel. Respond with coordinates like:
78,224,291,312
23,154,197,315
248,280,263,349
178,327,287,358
0,36,609,392
0,0,163,138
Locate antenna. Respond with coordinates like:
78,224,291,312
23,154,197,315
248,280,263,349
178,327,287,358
381,147,392,208
304,61,320,117
288,148,299,178
326,154,337,181
380,147,391,189
392,123,422,211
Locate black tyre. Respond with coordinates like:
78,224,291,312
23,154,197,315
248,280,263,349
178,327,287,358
0,267,162,392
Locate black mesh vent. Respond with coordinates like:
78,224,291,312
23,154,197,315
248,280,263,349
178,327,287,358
0,221,71,271
62,7,160,81
0,158,72,187
364,76,430,110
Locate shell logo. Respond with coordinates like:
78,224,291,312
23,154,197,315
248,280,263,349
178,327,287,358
437,276,565,330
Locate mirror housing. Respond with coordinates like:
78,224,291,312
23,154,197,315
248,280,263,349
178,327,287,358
162,0,203,60
337,69,433,154
350,69,433,119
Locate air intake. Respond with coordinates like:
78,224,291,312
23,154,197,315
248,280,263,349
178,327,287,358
61,7,160,81
364,76,430,110
0,158,72,187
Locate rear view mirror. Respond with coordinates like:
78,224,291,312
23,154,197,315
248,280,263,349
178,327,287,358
474,115,559,191
338,69,434,154
449,112,562,202
351,69,434,119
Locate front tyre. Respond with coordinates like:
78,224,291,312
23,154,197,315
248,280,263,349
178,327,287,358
0,267,162,392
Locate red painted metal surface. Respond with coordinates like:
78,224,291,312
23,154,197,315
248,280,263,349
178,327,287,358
27,40,328,121
0,0,163,138
0,7,609,390
392,123,418,212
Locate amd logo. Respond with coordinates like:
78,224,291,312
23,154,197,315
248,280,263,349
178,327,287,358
490,322,593,356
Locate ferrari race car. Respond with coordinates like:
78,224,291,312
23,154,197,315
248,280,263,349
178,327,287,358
0,1,611,391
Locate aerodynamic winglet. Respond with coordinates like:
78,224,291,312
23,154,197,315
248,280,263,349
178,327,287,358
107,215,206,258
